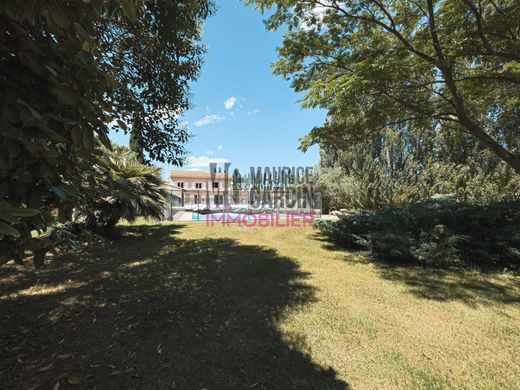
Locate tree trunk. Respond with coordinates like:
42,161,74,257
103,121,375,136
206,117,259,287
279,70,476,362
442,67,520,174
425,0,520,174
129,115,145,164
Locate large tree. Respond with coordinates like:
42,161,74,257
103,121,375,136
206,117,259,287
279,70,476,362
247,0,520,173
97,0,214,164
0,0,213,265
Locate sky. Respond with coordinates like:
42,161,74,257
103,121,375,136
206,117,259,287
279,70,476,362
109,0,326,177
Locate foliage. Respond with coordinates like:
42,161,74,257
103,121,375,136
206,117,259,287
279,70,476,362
247,0,520,173
78,145,167,232
313,127,520,211
315,197,520,268
97,0,215,164
232,169,243,191
0,0,113,265
0,1,213,266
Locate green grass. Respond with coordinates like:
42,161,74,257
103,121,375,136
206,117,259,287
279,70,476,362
1,222,519,389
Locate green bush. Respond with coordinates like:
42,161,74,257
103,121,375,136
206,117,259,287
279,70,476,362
77,145,167,232
315,197,520,269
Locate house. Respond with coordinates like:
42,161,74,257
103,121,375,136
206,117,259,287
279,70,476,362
168,170,233,206
164,170,322,218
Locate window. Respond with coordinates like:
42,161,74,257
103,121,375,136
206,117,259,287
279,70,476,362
194,195,199,204
214,195,224,205
212,182,219,189
177,182,184,188
195,182,202,189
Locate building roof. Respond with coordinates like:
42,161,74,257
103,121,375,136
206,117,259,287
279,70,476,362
170,170,230,181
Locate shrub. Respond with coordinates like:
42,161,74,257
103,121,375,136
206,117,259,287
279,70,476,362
77,145,167,232
315,197,520,269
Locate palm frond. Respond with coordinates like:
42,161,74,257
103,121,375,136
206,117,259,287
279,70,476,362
80,145,167,231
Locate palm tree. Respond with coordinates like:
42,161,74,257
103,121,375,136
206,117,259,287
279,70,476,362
81,145,167,231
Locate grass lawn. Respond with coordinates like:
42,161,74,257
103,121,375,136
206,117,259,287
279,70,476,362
1,222,519,389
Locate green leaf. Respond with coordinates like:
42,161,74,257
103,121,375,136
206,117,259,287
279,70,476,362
73,22,90,40
0,212,18,223
16,99,44,120
39,124,66,142
116,119,127,130
97,129,112,150
0,222,20,238
0,199,12,211
81,40,90,52
105,72,119,89
82,128,94,153
8,207,40,217
122,0,138,23
49,1,71,29
54,85,80,105
45,65,58,77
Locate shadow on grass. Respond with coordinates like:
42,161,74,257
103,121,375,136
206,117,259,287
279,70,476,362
0,224,348,389
312,232,520,308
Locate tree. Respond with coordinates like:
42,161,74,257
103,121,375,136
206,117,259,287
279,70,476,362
247,0,520,173
314,126,520,211
0,0,213,265
1,0,114,265
129,116,146,164
231,169,242,202
97,0,215,164
79,145,167,232
232,169,243,190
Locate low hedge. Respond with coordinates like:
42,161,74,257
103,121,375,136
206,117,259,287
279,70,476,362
315,197,520,269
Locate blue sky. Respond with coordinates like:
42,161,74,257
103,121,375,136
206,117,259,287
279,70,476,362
110,0,325,177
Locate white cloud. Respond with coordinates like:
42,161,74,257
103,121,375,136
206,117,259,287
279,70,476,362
205,150,215,155
217,144,223,150
193,114,225,127
188,168,202,172
247,108,261,115
224,96,237,110
186,155,229,168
